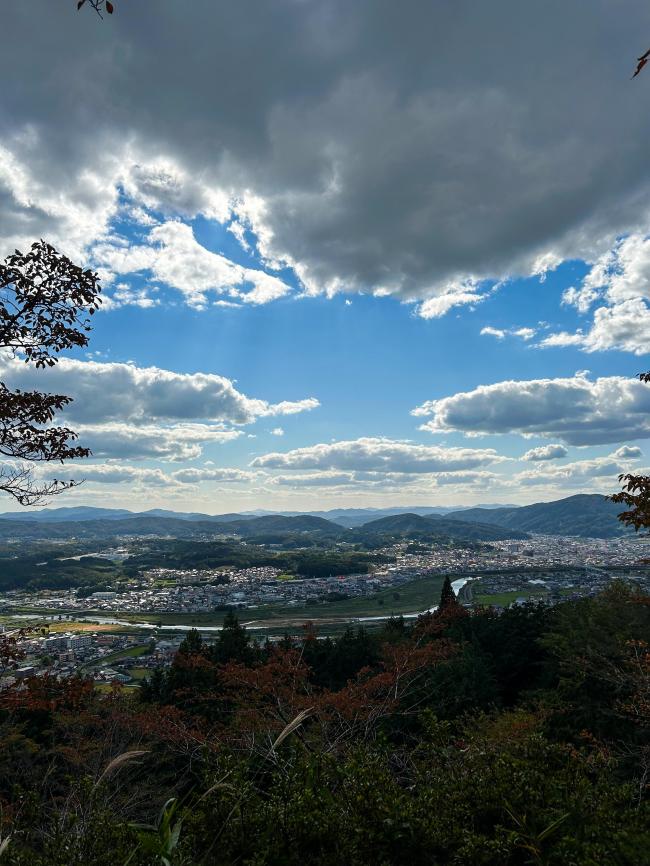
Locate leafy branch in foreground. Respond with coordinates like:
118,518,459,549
610,372,650,532
77,0,114,18
0,240,101,505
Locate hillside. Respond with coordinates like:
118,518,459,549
0,506,245,523
0,516,228,541
446,494,630,538
219,514,347,539
0,513,347,542
354,512,528,542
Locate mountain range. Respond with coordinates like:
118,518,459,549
0,494,629,541
0,504,511,526
445,494,630,539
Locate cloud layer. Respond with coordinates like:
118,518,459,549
0,355,318,464
0,355,318,427
251,437,506,473
414,374,650,446
3,1,650,314
95,221,293,309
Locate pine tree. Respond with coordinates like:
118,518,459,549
439,576,459,611
210,613,254,664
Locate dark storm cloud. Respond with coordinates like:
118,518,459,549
2,1,650,303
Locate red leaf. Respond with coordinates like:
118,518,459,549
105,1,114,12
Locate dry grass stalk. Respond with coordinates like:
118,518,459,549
94,750,150,789
270,707,314,752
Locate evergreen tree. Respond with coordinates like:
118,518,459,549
210,612,255,664
178,627,204,656
439,576,459,611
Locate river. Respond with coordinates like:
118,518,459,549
9,576,477,633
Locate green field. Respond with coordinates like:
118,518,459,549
81,644,150,670
127,666,150,681
474,588,548,607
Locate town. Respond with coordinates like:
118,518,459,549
2,532,649,692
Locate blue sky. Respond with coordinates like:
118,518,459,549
2,1,650,512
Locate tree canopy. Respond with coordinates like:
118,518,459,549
0,241,101,505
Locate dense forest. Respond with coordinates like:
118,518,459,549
0,581,648,864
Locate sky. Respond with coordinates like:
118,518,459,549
2,0,650,513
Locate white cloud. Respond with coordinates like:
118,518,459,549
417,286,485,319
40,462,258,488
414,374,650,446
121,159,230,223
480,326,506,339
562,285,601,314
0,136,120,263
546,234,650,354
541,299,650,355
0,355,318,467
58,463,176,487
0,355,319,427
481,325,536,341
251,437,507,473
94,221,293,309
613,445,643,459
270,427,285,436
76,423,242,461
580,299,650,355
270,468,501,490
522,444,568,461
101,283,160,311
537,331,585,348
514,454,631,488
271,472,355,488
513,327,536,341
169,467,256,484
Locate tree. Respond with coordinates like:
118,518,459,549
610,373,650,532
209,612,255,665
0,240,101,505
77,0,115,18
438,576,459,612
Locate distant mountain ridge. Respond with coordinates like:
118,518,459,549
352,512,528,542
0,511,524,544
0,494,628,539
0,514,347,542
0,503,515,526
446,494,629,539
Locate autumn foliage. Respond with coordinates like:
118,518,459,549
1,585,649,864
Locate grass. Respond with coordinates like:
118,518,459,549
127,666,150,681
46,621,136,634
81,644,150,670
474,589,548,607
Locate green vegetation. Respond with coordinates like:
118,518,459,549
0,582,648,864
127,666,150,681
80,644,150,670
0,547,123,593
449,493,630,538
475,588,549,607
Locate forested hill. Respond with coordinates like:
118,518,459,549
446,493,630,538
0,494,630,540
0,514,348,542
353,512,528,541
